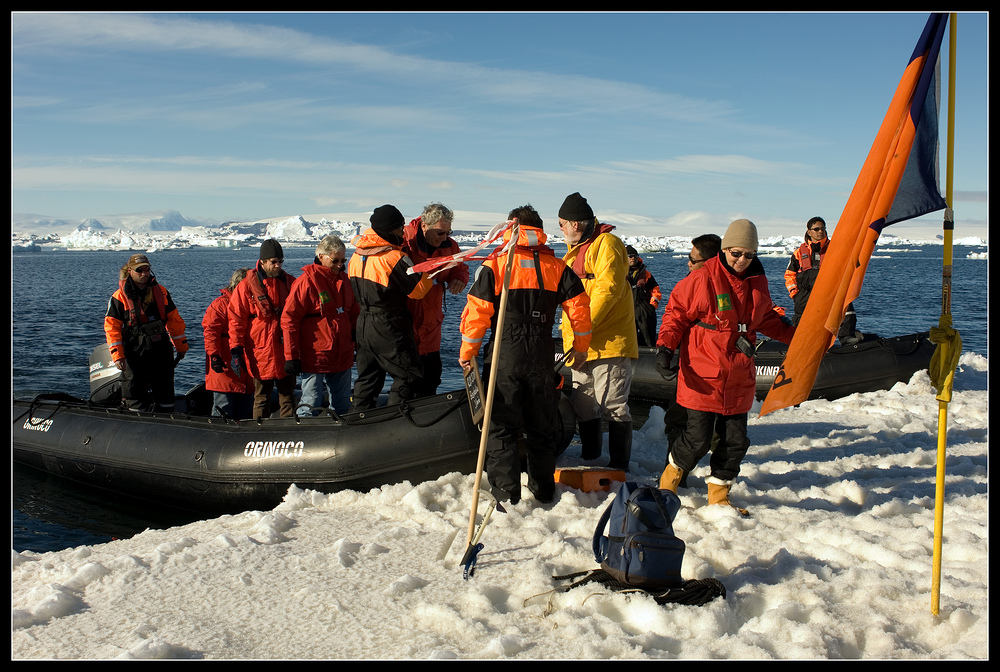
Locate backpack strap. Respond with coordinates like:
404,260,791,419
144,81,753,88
591,501,614,563
627,486,680,530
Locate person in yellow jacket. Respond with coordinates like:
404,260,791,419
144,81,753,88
460,205,591,504
558,192,638,471
104,254,188,411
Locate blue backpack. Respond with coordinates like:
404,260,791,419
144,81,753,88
592,482,686,589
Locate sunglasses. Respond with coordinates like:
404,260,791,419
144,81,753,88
727,249,756,260
809,227,827,232
132,266,152,274
687,254,707,264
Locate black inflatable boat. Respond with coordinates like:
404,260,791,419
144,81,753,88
13,382,577,515
627,331,936,405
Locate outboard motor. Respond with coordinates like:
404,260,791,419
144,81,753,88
89,342,121,405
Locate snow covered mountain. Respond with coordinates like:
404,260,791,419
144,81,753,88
11,211,365,252
10,210,988,253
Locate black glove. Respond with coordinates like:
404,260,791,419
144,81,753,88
284,359,302,376
655,347,678,381
230,346,244,378
210,354,225,373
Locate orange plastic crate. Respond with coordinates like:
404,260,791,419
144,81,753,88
554,467,626,492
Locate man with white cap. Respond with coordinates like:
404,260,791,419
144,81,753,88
655,218,795,511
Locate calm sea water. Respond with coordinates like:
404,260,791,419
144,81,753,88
11,243,987,552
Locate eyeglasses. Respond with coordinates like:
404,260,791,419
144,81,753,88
726,249,756,260
687,255,707,265
328,258,346,266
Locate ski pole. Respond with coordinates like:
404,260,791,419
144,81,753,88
461,221,519,573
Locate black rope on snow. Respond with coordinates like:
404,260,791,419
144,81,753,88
551,569,727,607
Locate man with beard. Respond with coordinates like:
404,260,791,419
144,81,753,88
228,239,297,419
558,192,638,472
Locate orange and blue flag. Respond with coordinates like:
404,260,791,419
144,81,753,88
760,13,948,416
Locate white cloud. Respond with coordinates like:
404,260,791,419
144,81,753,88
12,13,742,128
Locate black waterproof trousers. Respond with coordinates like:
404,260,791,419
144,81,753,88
481,331,561,504
351,311,423,411
121,341,175,411
669,408,750,483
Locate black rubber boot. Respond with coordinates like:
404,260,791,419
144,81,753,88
577,418,603,460
607,420,632,471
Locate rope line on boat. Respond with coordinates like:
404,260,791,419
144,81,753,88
15,393,79,427
17,386,471,432
338,394,468,429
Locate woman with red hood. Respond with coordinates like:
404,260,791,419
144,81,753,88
282,235,359,416
202,267,253,420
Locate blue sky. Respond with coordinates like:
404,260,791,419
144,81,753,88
12,12,988,239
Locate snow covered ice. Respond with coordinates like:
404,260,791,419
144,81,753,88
11,354,988,659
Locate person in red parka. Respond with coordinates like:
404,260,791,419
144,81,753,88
282,235,359,416
202,267,253,420
401,203,469,397
228,239,297,419
655,219,795,510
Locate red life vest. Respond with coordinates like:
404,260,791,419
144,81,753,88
119,279,170,327
571,222,616,280
795,237,830,273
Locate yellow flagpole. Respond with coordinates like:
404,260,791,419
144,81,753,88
931,12,957,617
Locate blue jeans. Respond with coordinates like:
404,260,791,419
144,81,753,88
212,391,253,420
298,369,352,416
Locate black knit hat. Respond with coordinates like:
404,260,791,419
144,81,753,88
370,204,405,236
259,239,283,261
558,192,594,221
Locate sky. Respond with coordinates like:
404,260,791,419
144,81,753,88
11,12,989,240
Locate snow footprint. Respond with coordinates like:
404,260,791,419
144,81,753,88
383,574,429,596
